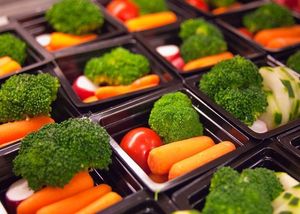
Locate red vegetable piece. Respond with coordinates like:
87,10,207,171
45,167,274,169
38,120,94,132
186,0,209,12
107,0,139,22
238,27,254,39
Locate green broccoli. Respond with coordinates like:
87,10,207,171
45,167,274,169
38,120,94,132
179,18,224,41
243,3,295,33
209,167,239,191
0,33,27,64
148,92,203,144
84,47,150,85
206,0,236,8
132,0,168,15
0,73,60,124
46,0,104,35
287,51,300,74
180,34,227,62
13,118,112,190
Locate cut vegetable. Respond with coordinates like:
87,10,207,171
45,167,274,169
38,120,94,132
0,56,22,77
36,34,51,47
266,37,300,49
156,45,180,62
72,75,98,100
276,172,299,191
273,185,300,213
249,119,268,133
0,202,7,214
171,56,185,70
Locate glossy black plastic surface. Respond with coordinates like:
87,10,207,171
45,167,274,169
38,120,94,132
278,127,300,159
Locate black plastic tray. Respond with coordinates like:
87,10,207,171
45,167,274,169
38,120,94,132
91,85,253,192
0,21,52,81
172,142,300,210
185,56,300,141
277,127,300,159
9,3,127,57
95,0,192,33
135,21,265,78
172,0,268,18
53,35,179,113
0,62,81,156
217,8,300,53
0,151,143,214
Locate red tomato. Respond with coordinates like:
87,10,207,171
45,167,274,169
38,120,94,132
107,0,139,22
186,0,209,12
120,127,162,173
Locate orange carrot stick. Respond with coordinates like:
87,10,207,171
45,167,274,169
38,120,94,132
17,171,94,214
182,52,234,72
149,173,168,183
83,96,99,103
0,116,54,146
168,141,236,180
48,32,97,51
75,192,122,214
36,184,112,214
265,37,300,49
131,74,160,87
125,12,177,32
212,2,241,15
0,56,21,77
254,25,300,46
148,136,215,175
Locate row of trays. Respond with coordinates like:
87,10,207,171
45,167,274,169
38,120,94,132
0,0,300,213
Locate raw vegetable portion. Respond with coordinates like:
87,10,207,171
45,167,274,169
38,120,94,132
46,0,104,35
131,0,168,15
0,56,22,77
13,118,112,190
287,50,300,74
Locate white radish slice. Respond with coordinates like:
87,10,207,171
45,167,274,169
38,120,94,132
72,75,98,100
171,56,185,70
36,34,51,47
249,119,268,133
156,45,180,61
0,201,7,214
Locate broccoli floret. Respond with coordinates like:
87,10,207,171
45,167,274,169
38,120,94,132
209,167,240,191
132,0,168,15
46,0,104,35
240,168,283,200
200,56,262,99
243,3,295,33
0,33,27,64
206,0,236,8
214,87,268,125
13,118,112,190
180,35,227,62
84,47,150,85
148,92,203,144
287,51,300,74
179,18,224,41
0,73,59,124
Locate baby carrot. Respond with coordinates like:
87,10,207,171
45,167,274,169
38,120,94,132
0,56,21,77
37,184,112,214
212,2,241,15
149,173,168,183
131,74,160,87
75,192,122,214
265,37,300,49
0,116,54,146
125,11,177,32
168,141,236,180
148,136,215,175
182,52,234,72
83,96,99,103
17,171,94,214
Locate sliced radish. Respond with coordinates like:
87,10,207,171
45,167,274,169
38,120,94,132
72,75,98,100
5,179,34,213
156,45,180,62
249,119,268,133
171,56,185,70
36,34,51,47
0,201,7,214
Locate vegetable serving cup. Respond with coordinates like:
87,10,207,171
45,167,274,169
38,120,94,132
185,56,300,142
277,127,300,159
0,62,81,156
9,4,127,57
135,22,265,79
0,150,145,214
90,85,253,192
216,8,300,53
172,0,269,18
171,141,300,211
52,35,179,113
0,22,52,81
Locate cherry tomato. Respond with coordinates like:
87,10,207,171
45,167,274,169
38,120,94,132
107,0,139,22
120,127,162,173
186,0,209,12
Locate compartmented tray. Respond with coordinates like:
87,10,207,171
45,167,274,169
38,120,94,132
172,142,300,210
0,62,81,156
216,8,300,53
172,0,269,18
53,35,179,113
277,127,300,159
184,56,300,141
135,21,265,78
9,3,127,56
95,0,192,32
90,85,253,192
0,21,52,81
0,150,143,214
